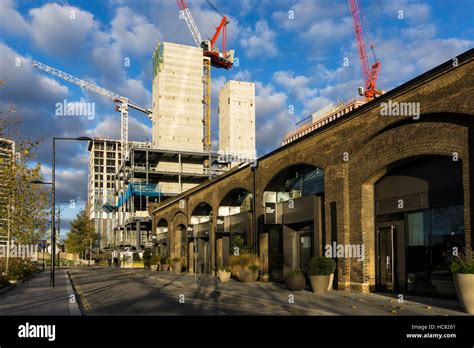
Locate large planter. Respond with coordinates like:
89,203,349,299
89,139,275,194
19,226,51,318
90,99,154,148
161,264,170,272
150,265,158,272
309,274,332,294
285,274,306,291
238,269,259,282
453,273,474,314
171,261,182,274
218,270,231,283
328,273,334,291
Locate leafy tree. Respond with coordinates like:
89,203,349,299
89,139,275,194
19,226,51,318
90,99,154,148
0,107,50,244
65,210,96,257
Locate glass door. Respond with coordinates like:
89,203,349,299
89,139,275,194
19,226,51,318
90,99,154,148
377,225,396,292
299,233,312,272
377,221,405,293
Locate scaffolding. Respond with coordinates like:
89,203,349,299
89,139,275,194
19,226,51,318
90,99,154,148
203,57,211,151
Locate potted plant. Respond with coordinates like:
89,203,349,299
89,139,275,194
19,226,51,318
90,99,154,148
150,255,159,272
160,257,170,272
218,265,231,283
239,264,259,282
308,256,336,293
143,249,153,269
171,257,182,274
285,269,306,291
229,252,260,282
450,256,474,314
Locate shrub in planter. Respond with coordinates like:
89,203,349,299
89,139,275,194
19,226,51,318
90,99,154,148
285,269,306,291
160,257,170,271
239,264,259,282
150,255,159,271
450,256,474,314
308,257,336,294
218,265,231,283
171,257,182,274
143,250,153,268
229,253,260,282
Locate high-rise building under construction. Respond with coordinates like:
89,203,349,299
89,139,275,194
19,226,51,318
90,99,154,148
152,42,205,152
219,80,256,164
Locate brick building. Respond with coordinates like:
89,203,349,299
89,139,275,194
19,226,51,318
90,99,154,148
150,49,473,298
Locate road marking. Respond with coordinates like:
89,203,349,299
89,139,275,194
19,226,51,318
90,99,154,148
65,272,81,316
67,271,94,316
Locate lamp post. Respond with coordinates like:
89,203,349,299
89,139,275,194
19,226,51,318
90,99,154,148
33,136,92,287
57,200,76,270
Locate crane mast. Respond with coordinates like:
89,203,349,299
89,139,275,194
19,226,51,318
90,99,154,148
348,0,381,100
176,0,202,47
32,60,152,160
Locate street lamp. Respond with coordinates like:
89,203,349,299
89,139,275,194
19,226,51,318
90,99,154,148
57,200,76,270
32,137,93,287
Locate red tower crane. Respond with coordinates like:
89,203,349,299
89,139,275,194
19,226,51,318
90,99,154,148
348,0,382,100
176,0,234,69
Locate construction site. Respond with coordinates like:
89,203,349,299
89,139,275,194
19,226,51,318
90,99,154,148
29,0,383,259
0,1,473,333
20,0,472,302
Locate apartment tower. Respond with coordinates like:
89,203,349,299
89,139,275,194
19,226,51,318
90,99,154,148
87,139,124,250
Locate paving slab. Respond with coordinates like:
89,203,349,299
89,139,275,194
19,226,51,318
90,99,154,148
0,269,79,316
68,267,468,316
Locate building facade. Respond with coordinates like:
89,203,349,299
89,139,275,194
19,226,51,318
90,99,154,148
150,49,474,298
219,80,256,163
152,41,204,152
87,138,127,250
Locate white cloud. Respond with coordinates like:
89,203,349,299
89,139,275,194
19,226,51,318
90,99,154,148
0,0,30,36
376,36,473,90
0,43,69,106
273,70,316,102
240,20,277,58
29,3,96,57
272,0,347,30
300,17,353,44
110,6,161,57
88,115,152,142
383,0,431,24
232,69,252,82
254,82,293,152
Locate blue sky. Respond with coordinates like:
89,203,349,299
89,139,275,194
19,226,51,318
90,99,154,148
0,0,472,238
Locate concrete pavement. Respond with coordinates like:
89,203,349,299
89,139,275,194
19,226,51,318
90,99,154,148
68,267,467,316
0,269,80,316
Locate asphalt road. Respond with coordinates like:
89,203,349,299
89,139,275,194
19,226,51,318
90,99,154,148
68,267,467,316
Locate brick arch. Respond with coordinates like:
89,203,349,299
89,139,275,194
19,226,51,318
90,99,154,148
217,186,253,206
171,211,187,225
189,201,213,216
353,121,468,184
349,120,470,291
367,112,473,145
156,217,169,227
169,212,187,259
258,161,326,194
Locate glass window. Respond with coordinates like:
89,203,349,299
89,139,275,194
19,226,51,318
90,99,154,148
430,204,465,296
406,210,431,293
407,210,430,246
431,205,464,240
